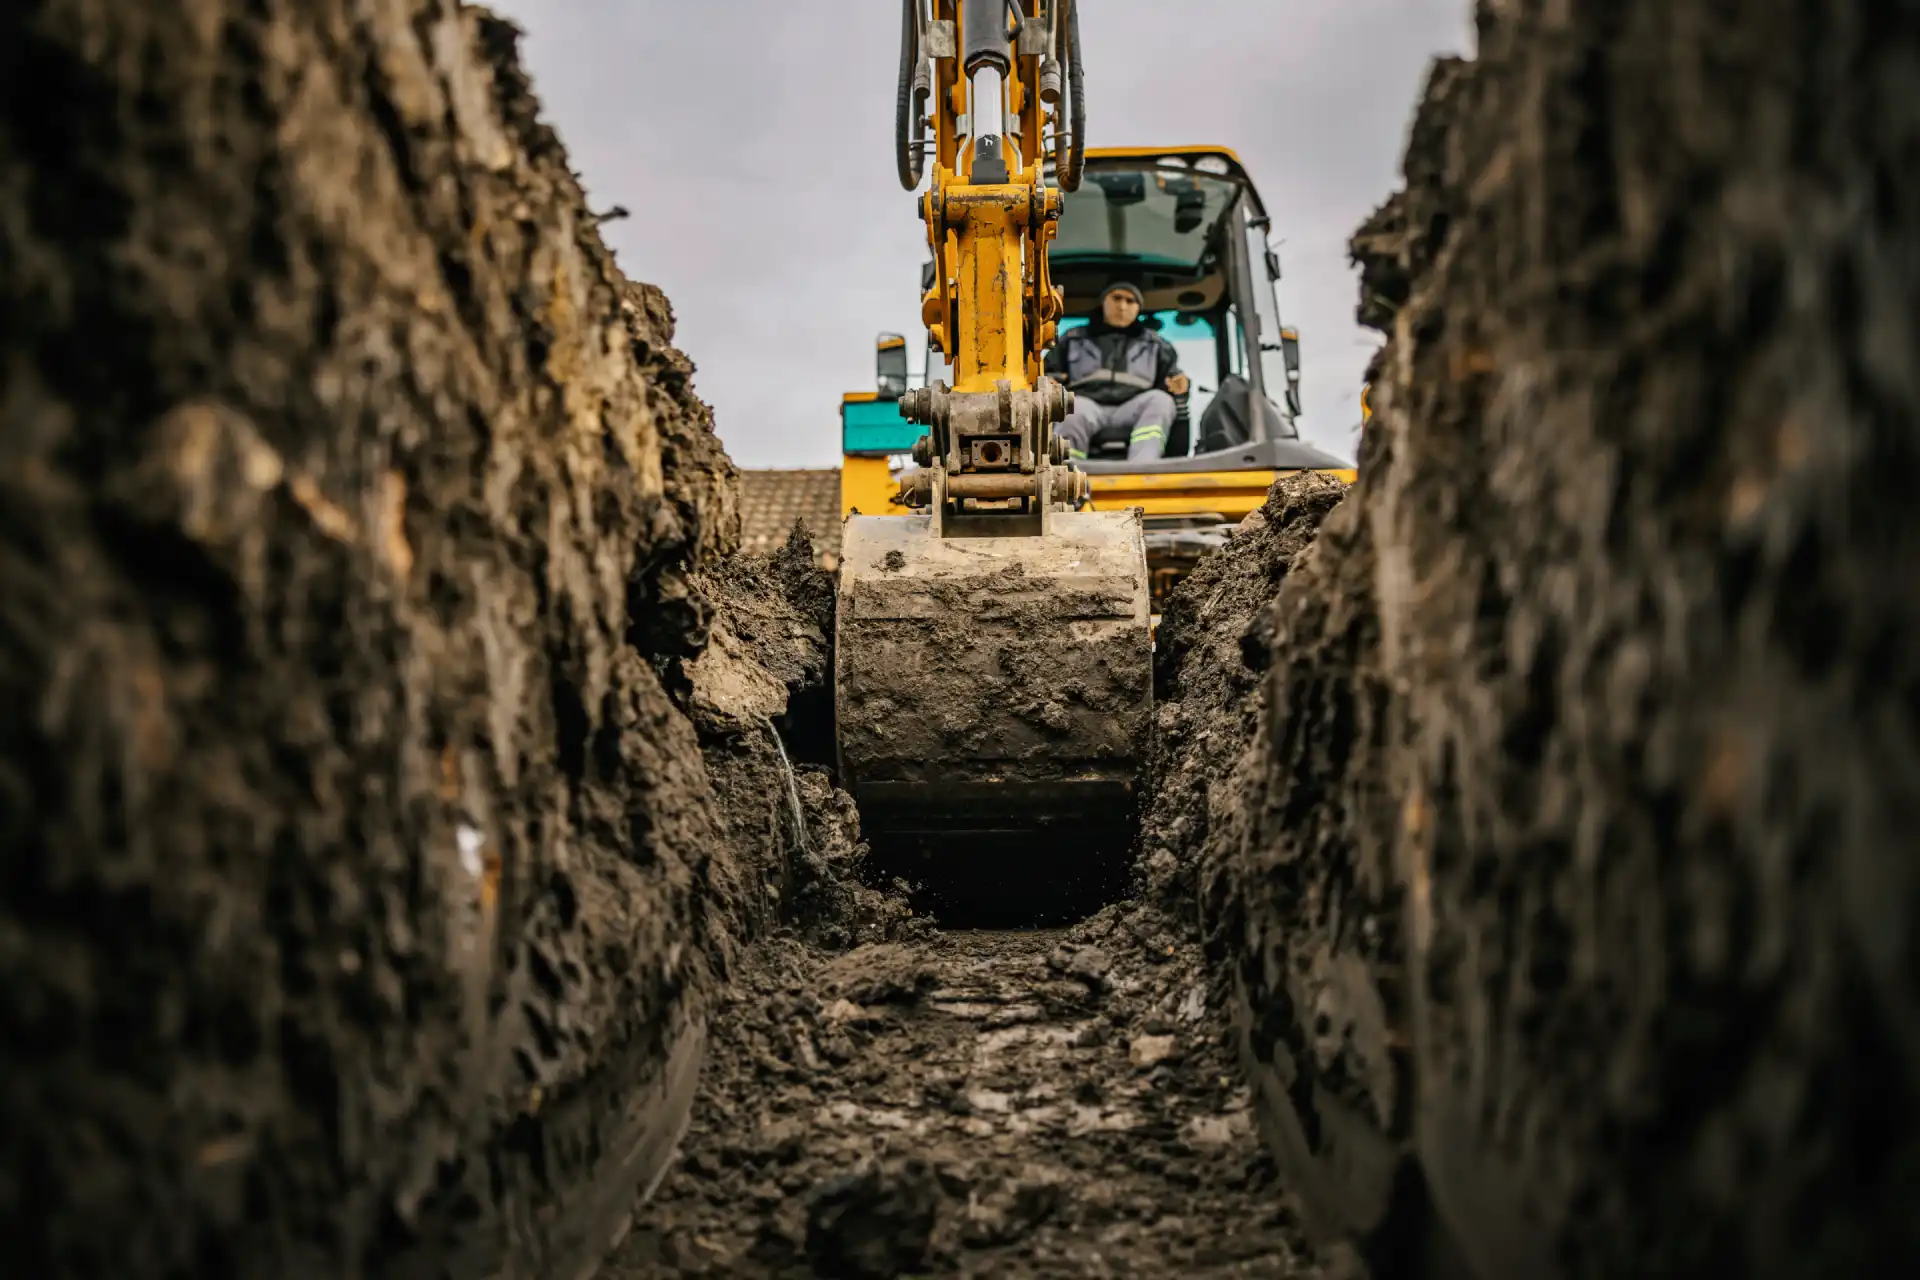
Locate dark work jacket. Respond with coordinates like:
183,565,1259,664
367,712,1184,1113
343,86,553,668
1044,320,1181,407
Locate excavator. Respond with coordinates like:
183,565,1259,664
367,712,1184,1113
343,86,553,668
841,142,1358,614
834,0,1150,896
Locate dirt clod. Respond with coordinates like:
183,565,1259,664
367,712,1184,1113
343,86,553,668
1128,1034,1180,1070
805,1157,942,1280
823,943,940,1005
1047,943,1114,991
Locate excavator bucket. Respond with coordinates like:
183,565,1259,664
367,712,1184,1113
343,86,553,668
835,509,1154,900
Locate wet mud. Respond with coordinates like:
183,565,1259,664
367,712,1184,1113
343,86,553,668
0,4,758,1276
607,886,1329,1279
834,512,1154,922
599,482,1357,1280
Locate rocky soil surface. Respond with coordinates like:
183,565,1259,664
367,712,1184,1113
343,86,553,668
608,893,1325,1279
1207,4,1920,1278
0,4,784,1277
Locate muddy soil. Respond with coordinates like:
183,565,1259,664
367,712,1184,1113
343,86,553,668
0,4,775,1276
677,526,927,957
1151,472,1407,1267
834,512,1153,923
10,0,1917,1277
1209,5,1920,1278
1144,472,1354,907
600,483,1358,1280
608,893,1326,1279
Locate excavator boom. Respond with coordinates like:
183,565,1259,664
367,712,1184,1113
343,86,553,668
836,0,1154,898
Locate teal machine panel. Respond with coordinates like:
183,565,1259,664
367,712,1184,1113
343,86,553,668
842,397,927,457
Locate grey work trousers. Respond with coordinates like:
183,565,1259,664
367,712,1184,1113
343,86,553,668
1055,389,1175,461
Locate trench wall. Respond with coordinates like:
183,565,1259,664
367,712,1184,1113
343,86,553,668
0,3,794,1276
1191,2,1920,1275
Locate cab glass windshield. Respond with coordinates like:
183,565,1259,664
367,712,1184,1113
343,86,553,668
1052,168,1242,269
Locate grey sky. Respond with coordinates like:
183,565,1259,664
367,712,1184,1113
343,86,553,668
487,2,1471,466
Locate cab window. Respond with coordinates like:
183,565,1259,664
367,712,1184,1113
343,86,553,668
1052,170,1243,270
1057,309,1221,428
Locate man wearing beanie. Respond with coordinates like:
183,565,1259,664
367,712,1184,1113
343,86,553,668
1043,281,1191,462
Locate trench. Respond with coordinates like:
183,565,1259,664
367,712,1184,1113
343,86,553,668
604,794,1323,1278
590,483,1350,1277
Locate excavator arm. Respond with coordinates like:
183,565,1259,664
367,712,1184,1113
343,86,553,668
913,0,1066,392
836,1,1153,912
892,0,1086,535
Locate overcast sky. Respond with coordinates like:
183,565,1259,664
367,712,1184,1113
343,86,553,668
486,2,1472,467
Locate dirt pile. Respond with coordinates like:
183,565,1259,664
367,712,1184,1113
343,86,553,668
0,4,795,1277
677,526,922,952
1199,6,1920,1278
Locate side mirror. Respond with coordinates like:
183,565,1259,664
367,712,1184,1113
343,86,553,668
1279,327,1302,417
876,332,909,401
1248,214,1282,281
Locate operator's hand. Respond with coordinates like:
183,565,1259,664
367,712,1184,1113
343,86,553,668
1166,372,1191,396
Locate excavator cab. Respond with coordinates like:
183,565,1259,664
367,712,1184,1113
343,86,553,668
1046,148,1352,609
836,147,1355,613
1053,150,1301,454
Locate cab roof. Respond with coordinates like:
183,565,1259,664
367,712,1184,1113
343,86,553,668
1079,146,1267,221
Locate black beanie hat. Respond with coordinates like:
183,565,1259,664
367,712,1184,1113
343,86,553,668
1100,281,1144,306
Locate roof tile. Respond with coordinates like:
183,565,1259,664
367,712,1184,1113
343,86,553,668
738,468,843,568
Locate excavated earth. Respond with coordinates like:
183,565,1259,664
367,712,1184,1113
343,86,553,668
607,920,1314,1280
1,4,791,1276
0,3,1361,1273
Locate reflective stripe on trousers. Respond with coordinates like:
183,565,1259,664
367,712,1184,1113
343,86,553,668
1053,389,1175,462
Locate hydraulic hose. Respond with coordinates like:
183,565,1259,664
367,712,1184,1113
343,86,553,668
895,0,925,190
1062,0,1085,191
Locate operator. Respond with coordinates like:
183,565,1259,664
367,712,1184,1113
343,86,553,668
1044,281,1190,462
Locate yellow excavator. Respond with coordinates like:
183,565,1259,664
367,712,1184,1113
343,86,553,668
835,0,1151,888
833,3,1356,908
842,142,1358,614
